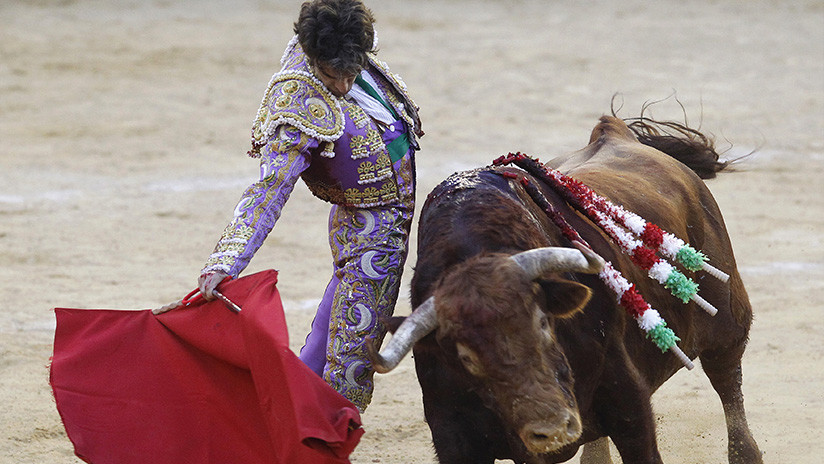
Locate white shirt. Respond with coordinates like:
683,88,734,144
346,71,398,126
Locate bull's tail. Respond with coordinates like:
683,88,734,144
624,116,728,179
610,97,731,179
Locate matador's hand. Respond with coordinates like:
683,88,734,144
199,271,231,301
151,271,231,315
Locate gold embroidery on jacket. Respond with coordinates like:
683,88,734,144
344,103,369,129
375,152,392,180
350,135,369,159
357,161,376,184
366,129,383,156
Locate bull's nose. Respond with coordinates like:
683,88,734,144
519,412,582,454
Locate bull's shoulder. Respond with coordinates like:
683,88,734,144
414,166,555,302
423,167,519,209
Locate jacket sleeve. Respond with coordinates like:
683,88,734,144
202,126,318,277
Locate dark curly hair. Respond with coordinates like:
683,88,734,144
294,0,376,75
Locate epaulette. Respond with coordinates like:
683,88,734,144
249,70,343,158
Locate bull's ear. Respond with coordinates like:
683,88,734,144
537,278,593,318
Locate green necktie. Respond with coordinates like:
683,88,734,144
354,75,410,163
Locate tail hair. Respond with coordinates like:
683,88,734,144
611,96,730,179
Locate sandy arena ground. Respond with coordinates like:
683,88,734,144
1,0,823,462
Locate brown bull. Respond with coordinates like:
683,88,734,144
370,116,762,464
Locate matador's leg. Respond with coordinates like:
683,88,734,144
322,204,413,411
298,269,339,376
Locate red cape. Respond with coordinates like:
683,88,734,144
50,270,363,464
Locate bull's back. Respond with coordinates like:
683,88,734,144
552,117,738,286
553,117,752,379
552,117,710,233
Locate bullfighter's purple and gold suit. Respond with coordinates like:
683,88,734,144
202,37,422,410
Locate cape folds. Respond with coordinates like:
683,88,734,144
50,270,363,464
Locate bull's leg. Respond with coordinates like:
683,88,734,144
579,437,613,464
593,364,663,464
425,404,499,464
699,350,763,464
415,349,500,464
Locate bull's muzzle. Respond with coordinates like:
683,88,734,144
518,409,582,454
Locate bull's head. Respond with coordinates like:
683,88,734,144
371,243,604,455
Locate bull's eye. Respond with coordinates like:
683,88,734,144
456,342,484,376
539,315,552,338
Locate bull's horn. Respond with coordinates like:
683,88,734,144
371,296,438,373
510,241,605,279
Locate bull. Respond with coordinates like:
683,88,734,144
370,116,762,464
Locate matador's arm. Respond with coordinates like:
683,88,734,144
202,125,318,277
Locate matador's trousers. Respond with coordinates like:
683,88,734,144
299,202,413,411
